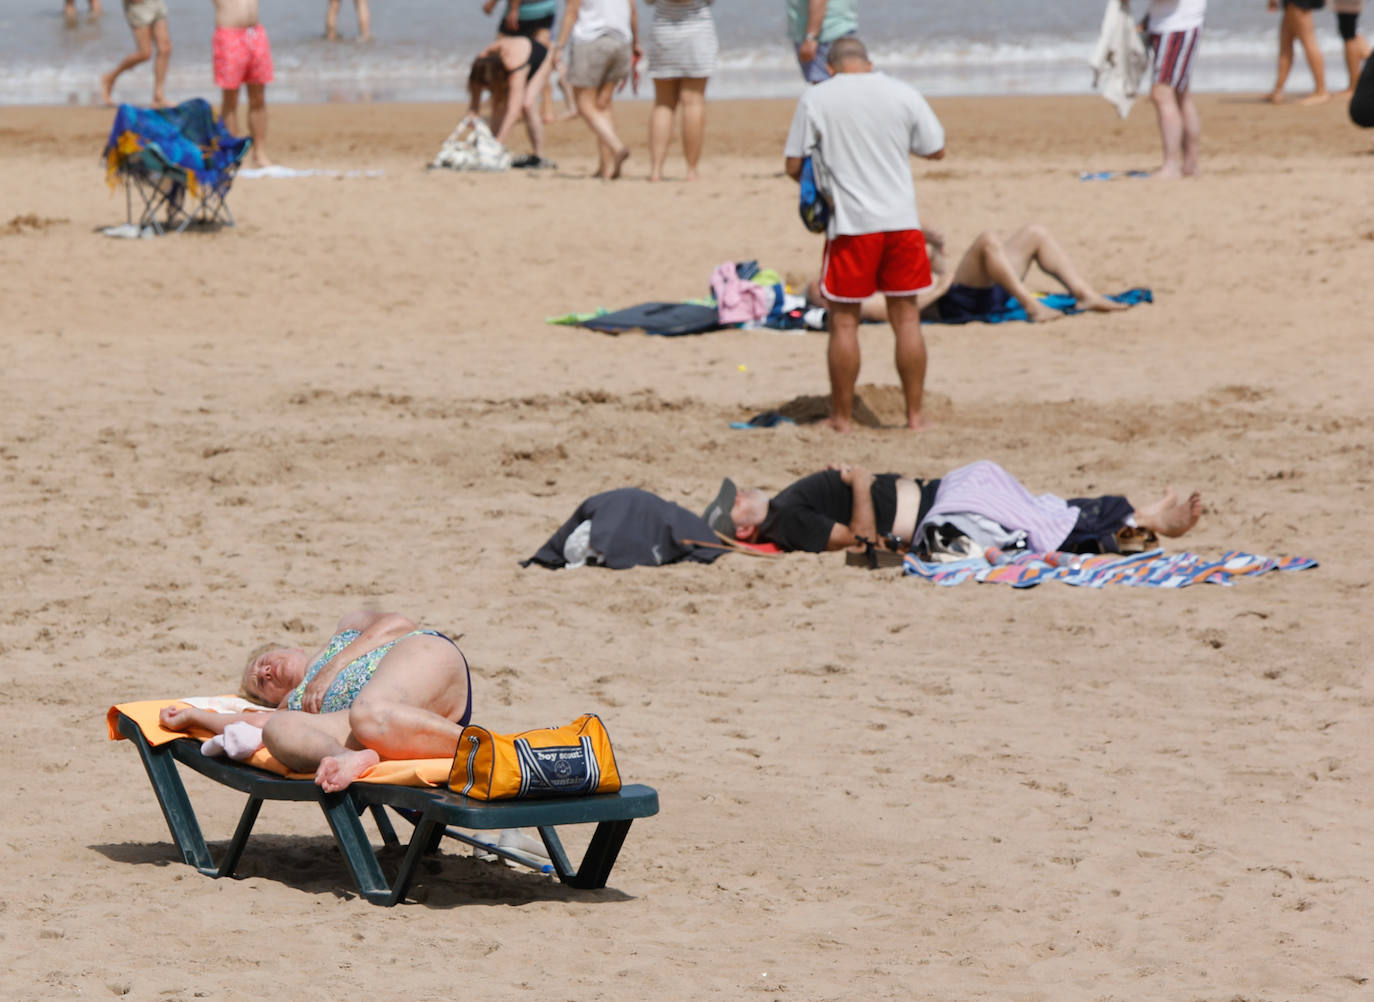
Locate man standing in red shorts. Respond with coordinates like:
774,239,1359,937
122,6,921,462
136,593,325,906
213,0,274,168
783,38,945,433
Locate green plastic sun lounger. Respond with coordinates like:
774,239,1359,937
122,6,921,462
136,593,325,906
112,710,659,906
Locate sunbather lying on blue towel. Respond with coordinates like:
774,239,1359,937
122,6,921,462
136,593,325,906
806,222,1138,325
158,609,472,791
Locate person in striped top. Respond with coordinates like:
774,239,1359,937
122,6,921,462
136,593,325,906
646,0,718,180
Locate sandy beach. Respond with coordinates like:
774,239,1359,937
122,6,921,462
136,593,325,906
2,92,1373,1000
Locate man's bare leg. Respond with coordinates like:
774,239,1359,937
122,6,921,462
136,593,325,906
1267,9,1296,103
1005,224,1128,312
246,83,271,167
885,294,928,430
150,18,171,106
1339,34,1371,95
952,230,1063,322
220,86,241,137
1179,89,1201,176
1150,82,1186,179
825,299,863,433
1292,6,1331,103
64,0,77,27
356,0,371,41
100,25,153,105
325,0,340,39
1133,488,1203,538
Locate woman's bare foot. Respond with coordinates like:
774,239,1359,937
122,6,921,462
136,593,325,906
609,146,630,179
1297,90,1331,105
1265,89,1285,104
99,72,116,106
1025,301,1064,323
1080,293,1129,312
1134,488,1203,538
315,748,380,792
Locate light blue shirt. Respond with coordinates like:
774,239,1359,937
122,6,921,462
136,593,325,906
512,0,558,21
785,0,859,44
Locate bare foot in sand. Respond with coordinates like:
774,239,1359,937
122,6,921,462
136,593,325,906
1265,89,1285,104
315,748,380,792
1297,90,1331,105
608,146,630,180
99,72,115,106
827,415,853,434
1079,293,1129,313
1134,488,1203,538
905,413,929,431
1025,302,1064,323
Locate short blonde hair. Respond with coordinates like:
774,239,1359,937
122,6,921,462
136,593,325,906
239,641,287,706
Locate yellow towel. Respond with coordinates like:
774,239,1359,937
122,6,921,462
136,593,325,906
108,699,451,787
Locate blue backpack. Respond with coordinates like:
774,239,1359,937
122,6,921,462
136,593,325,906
798,156,832,234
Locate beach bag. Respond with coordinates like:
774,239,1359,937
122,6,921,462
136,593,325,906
798,155,832,234
449,714,621,800
430,114,511,171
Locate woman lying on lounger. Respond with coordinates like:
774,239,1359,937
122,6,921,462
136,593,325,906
158,610,471,792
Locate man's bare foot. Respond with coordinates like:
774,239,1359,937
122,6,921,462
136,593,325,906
1151,164,1184,179
99,72,115,106
1265,89,1285,104
1080,293,1129,312
609,146,630,179
1025,302,1064,323
152,92,167,108
1134,487,1203,538
249,154,273,169
65,3,78,27
685,167,699,181
1297,90,1331,105
315,748,380,792
904,413,929,431
827,414,853,433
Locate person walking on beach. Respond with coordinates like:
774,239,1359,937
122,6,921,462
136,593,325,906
64,0,101,27
785,0,858,83
553,0,641,180
213,0,274,168
782,37,945,433
325,0,371,41
646,0,718,181
1266,0,1330,103
99,0,171,107
1127,0,1206,178
1332,0,1369,95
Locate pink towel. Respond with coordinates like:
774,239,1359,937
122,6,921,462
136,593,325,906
710,261,771,324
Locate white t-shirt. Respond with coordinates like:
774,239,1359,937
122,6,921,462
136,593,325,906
783,71,945,238
1146,0,1206,34
572,0,632,44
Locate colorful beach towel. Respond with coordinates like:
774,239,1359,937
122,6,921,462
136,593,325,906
902,548,1318,589
103,99,250,195
925,287,1152,325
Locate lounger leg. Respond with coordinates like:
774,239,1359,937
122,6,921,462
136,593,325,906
540,819,634,889
211,796,265,878
369,804,400,847
319,794,397,904
117,718,215,871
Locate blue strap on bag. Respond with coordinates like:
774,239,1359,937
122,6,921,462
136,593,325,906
798,156,832,234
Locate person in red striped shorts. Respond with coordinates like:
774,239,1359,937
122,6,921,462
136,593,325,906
1127,0,1207,178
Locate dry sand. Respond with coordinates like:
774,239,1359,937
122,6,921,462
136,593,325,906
2,92,1373,1000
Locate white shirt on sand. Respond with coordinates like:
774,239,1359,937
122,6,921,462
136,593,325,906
783,72,944,238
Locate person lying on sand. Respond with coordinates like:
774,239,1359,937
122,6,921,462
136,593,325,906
805,222,1132,325
158,609,471,792
703,460,1202,558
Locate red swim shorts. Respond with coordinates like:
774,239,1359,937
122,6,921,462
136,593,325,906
820,229,933,302
213,25,274,89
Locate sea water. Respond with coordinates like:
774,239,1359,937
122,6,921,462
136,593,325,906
0,0,1355,106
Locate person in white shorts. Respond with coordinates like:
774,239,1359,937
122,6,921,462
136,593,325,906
100,0,172,107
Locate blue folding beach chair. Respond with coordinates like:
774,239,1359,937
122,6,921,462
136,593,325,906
103,98,252,235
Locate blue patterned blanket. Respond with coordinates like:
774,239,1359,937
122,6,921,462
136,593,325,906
902,548,1318,589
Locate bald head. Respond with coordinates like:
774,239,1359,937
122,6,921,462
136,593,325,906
826,37,871,72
